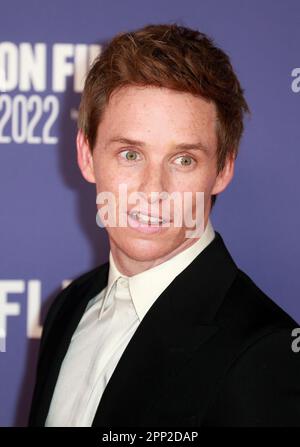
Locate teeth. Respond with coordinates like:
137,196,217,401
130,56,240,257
130,211,164,224
137,213,151,223
149,216,161,224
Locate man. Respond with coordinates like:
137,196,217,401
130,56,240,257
29,24,300,427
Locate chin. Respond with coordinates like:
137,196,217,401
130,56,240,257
109,228,182,263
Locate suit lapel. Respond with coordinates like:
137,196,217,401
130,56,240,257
92,232,238,426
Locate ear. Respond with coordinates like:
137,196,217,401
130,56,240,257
76,129,96,183
211,155,235,195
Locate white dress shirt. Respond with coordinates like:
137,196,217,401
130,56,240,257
45,219,215,427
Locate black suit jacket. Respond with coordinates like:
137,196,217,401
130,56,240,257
29,232,300,426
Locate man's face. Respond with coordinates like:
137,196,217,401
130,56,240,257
77,85,234,264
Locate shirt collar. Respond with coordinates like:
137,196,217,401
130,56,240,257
98,250,128,320
100,218,215,321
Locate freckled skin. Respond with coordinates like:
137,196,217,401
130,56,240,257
77,85,234,275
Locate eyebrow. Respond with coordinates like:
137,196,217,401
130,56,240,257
104,136,210,154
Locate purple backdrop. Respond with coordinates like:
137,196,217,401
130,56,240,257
0,0,299,427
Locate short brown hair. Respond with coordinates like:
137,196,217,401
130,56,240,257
78,23,249,206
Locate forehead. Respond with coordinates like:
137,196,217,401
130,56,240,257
97,85,217,148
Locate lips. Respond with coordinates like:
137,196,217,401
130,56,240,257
128,210,170,224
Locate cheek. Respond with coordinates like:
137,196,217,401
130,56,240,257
93,157,120,192
172,168,217,194
194,161,218,194
94,154,141,192
173,168,217,217
94,171,113,194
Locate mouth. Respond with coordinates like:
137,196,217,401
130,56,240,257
128,210,170,225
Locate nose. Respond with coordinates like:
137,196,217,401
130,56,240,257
137,162,167,203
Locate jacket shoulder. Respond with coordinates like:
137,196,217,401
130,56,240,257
40,262,108,352
216,268,298,331
47,263,107,317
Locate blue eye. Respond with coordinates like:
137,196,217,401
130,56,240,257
120,150,140,161
174,155,194,166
